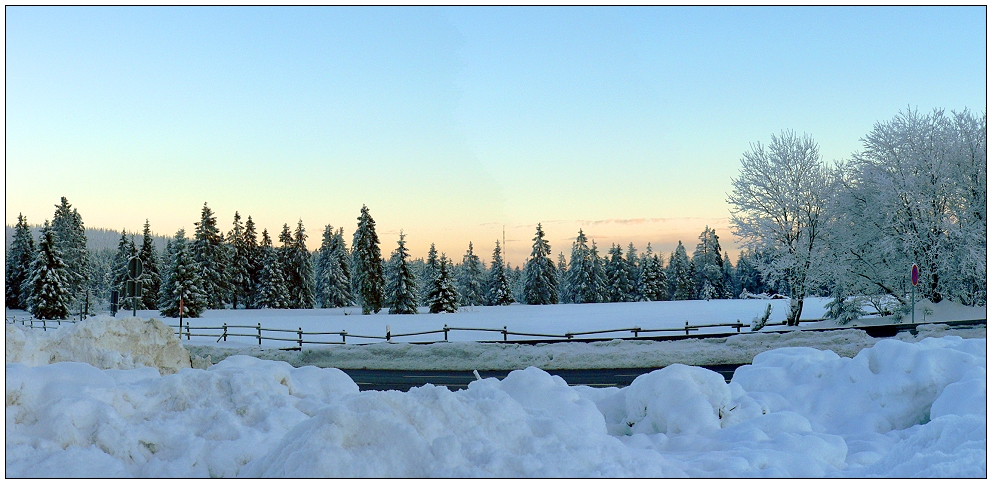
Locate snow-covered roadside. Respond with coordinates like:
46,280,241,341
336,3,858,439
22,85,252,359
185,323,984,371
5,317,986,477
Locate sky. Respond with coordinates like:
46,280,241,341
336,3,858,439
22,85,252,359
5,6,986,266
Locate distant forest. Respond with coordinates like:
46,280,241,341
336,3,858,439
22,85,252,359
5,225,169,253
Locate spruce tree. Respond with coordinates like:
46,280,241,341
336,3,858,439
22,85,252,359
640,244,667,301
668,241,694,300
590,240,606,303
605,244,632,302
5,213,35,309
722,252,737,299
419,243,439,305
626,243,642,301
256,230,290,309
315,225,336,308
26,222,72,319
556,252,569,302
692,226,726,299
427,255,459,313
158,229,208,318
385,231,418,314
523,223,558,305
351,205,384,314
227,212,250,309
109,230,139,309
456,242,485,306
51,197,88,308
487,240,514,306
327,227,353,307
565,229,592,303
285,220,315,309
138,220,162,309
192,203,230,309
242,216,261,308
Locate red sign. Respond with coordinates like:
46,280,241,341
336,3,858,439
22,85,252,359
911,264,920,286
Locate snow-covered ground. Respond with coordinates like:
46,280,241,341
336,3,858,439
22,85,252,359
7,298,839,347
5,314,987,477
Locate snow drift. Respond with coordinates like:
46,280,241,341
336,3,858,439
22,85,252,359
6,316,191,374
4,316,985,477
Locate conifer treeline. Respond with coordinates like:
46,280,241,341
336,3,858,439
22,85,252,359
6,198,774,319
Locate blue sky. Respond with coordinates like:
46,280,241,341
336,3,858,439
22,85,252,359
5,6,986,264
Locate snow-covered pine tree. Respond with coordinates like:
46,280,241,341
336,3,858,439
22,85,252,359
109,230,139,309
692,226,726,299
668,241,694,300
158,229,208,318
556,252,569,303
510,265,526,303
427,254,459,313
283,220,315,309
625,243,642,301
523,223,558,305
419,243,439,305
487,240,514,306
639,244,667,301
255,229,289,309
385,231,418,314
456,242,485,306
51,197,88,308
605,244,632,302
722,252,736,299
242,216,260,309
590,241,607,303
138,220,162,309
5,213,35,309
327,227,352,307
565,229,594,303
351,205,385,314
226,212,250,309
192,203,230,309
735,249,764,296
314,225,335,308
26,222,72,319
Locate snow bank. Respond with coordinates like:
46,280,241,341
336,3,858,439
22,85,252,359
188,328,884,371
6,316,191,374
5,336,985,477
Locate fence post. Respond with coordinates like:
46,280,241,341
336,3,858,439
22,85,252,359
298,327,303,351
736,319,741,333
223,323,228,342
503,325,507,342
341,331,347,344
444,324,448,342
685,321,689,336
42,320,47,332
257,323,262,346
633,327,640,338
386,325,391,342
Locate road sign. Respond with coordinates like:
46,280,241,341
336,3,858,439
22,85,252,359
911,264,919,286
126,280,143,298
128,257,143,280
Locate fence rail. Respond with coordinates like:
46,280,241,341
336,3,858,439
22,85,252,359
7,314,984,351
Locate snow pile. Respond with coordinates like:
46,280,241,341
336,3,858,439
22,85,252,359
5,336,985,477
6,316,191,374
189,328,884,371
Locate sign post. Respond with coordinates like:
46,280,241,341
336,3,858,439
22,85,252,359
127,257,143,317
911,264,919,325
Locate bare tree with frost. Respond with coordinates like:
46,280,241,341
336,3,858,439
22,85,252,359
728,130,832,326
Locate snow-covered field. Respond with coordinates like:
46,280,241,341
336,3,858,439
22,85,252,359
5,312,987,477
8,298,838,347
